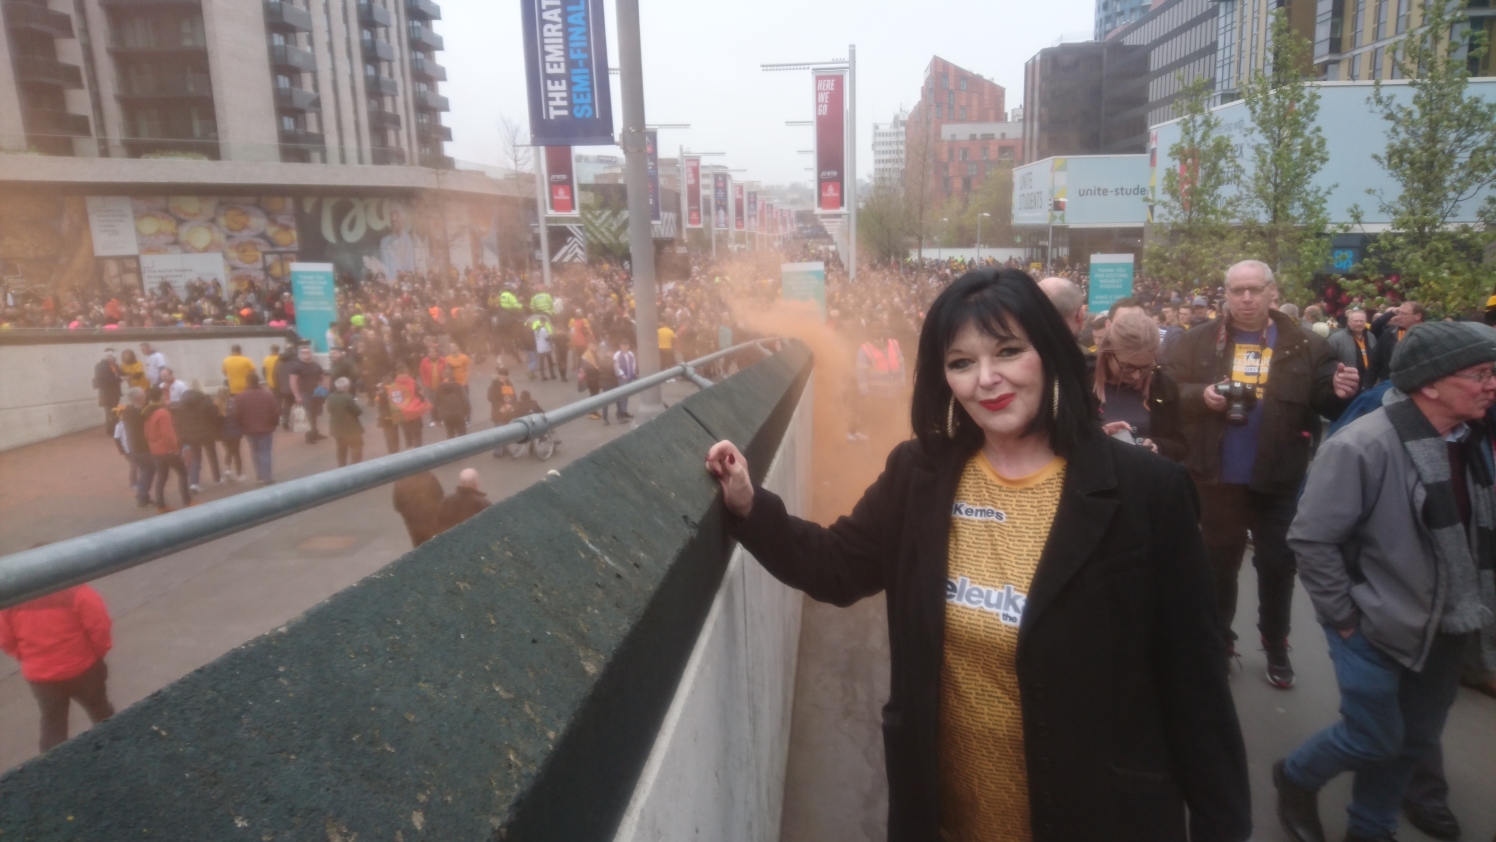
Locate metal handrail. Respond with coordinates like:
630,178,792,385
0,339,777,609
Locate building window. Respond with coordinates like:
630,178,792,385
941,75,949,88
282,115,297,131
999,147,1014,160
959,76,968,90
959,106,966,120
947,147,955,161
966,162,977,176
1348,53,1360,80
1395,0,1409,34
1352,0,1365,47
981,146,989,160
1372,47,1384,78
1390,45,1402,78
935,104,943,119
276,74,292,89
943,177,951,192
1374,0,1387,39
962,177,972,192
948,91,955,105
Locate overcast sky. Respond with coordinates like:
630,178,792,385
440,0,1094,186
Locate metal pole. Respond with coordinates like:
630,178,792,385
847,44,857,283
977,213,982,263
616,0,662,415
679,145,687,254
533,148,553,288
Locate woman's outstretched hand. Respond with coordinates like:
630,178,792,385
706,440,753,518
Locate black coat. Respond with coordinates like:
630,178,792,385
94,360,122,407
1164,309,1346,495
175,389,222,446
732,436,1250,842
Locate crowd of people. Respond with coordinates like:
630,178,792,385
7,247,1496,842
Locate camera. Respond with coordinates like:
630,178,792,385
1214,381,1258,426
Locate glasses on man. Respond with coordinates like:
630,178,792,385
1226,285,1270,297
1448,367,1496,385
1107,354,1154,377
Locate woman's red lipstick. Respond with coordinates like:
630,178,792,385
979,394,1015,411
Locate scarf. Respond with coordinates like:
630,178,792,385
1384,398,1495,635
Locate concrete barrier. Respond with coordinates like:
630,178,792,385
0,343,813,842
0,328,299,452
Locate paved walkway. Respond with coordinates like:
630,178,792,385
0,362,694,772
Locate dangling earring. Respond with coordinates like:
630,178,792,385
946,395,957,438
1051,379,1060,421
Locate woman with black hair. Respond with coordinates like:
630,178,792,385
706,269,1249,842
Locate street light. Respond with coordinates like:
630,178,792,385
977,212,991,263
939,217,948,261
763,47,858,282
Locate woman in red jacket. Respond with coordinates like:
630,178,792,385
0,584,116,751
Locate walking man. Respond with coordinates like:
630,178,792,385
1275,321,1496,842
140,342,166,386
93,348,123,434
0,582,115,752
613,339,637,420
222,344,256,395
1166,259,1357,687
233,372,280,484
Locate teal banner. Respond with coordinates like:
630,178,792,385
781,262,827,319
290,262,337,352
1088,254,1135,315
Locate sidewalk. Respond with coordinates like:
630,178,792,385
0,363,695,772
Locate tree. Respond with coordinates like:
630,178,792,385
902,108,942,260
1144,74,1245,289
1351,0,1496,312
1239,9,1336,305
857,183,913,262
498,114,533,176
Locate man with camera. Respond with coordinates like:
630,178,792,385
1167,260,1359,688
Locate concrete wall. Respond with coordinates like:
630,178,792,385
0,329,297,451
0,344,814,841
612,383,811,842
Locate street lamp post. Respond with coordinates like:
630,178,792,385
977,212,990,263
938,217,948,261
615,0,661,417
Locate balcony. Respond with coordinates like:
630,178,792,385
361,36,395,62
115,80,214,100
99,0,200,7
405,0,440,21
14,54,83,88
419,150,453,169
109,37,208,55
357,1,392,27
364,72,397,96
273,85,319,111
263,1,312,33
368,107,401,130
371,145,405,165
415,119,450,141
278,127,324,147
269,43,316,72
408,53,445,81
4,2,75,39
407,21,441,51
25,108,91,137
414,88,447,111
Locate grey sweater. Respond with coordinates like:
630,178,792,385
1288,407,1456,671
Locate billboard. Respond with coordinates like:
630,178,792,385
1010,155,1150,227
781,262,826,318
1088,254,1135,313
544,146,579,215
734,183,745,232
814,72,845,213
746,190,758,233
520,0,614,146
713,172,730,230
645,129,660,222
290,263,336,351
684,156,702,228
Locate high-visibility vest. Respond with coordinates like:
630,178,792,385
861,339,901,373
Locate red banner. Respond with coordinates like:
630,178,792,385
814,72,845,213
733,183,746,232
684,156,702,228
544,146,578,216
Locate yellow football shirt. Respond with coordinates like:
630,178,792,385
940,453,1066,842
223,355,255,394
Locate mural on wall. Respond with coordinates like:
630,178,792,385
128,196,300,294
0,191,96,292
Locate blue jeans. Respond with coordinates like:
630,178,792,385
129,452,155,505
1284,626,1467,837
248,433,273,483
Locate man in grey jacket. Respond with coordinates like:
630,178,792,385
1274,321,1496,842
1327,307,1377,394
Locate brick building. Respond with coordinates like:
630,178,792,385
903,56,1022,206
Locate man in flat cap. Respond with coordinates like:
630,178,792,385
1274,321,1496,842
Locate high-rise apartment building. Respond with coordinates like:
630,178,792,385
1097,0,1151,39
1311,0,1493,82
904,56,1012,204
872,109,907,187
0,0,453,167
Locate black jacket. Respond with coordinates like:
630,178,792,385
175,389,222,446
732,437,1251,842
93,360,122,407
1164,310,1346,495
1099,367,1188,464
